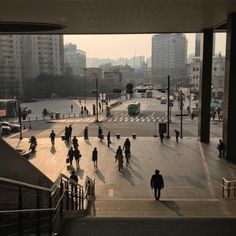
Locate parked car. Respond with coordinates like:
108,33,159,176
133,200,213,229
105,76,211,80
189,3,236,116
2,122,20,132
1,125,11,135
160,98,167,104
156,95,162,100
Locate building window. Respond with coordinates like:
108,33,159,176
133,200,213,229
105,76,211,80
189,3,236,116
193,67,195,71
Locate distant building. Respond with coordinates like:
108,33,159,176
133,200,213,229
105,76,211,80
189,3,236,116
195,33,201,57
188,54,225,99
0,35,64,98
152,34,187,87
64,43,86,77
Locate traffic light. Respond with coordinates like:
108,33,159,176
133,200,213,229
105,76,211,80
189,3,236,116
126,83,133,94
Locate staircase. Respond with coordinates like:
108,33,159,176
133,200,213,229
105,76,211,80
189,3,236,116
0,174,95,235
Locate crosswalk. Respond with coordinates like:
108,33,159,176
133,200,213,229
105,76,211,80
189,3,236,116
108,116,165,123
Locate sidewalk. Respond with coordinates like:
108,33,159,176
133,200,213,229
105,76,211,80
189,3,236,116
5,136,236,217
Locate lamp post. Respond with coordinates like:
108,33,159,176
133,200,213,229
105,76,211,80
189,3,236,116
166,75,170,138
95,74,99,122
17,98,23,140
84,68,87,104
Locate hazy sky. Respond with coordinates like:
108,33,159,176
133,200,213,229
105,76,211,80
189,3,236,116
64,33,226,59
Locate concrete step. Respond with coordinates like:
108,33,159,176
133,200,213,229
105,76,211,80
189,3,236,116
92,199,236,217
62,216,236,236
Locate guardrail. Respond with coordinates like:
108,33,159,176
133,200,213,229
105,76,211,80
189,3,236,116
222,178,236,199
0,174,95,235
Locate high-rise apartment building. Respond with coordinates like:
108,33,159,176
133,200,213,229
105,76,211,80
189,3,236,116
152,34,187,86
195,33,201,57
0,35,64,98
64,43,86,77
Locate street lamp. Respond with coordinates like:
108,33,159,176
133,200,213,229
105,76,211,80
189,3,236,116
166,75,170,138
95,74,99,122
17,98,23,140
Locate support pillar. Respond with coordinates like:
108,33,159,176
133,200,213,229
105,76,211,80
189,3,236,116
223,13,236,162
199,29,213,143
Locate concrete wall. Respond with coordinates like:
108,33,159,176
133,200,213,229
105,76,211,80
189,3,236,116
0,138,52,188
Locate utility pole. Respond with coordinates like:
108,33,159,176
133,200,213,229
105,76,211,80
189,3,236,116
166,75,170,138
18,98,23,140
180,90,183,138
95,75,99,122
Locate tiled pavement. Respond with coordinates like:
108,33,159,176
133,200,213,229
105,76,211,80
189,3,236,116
6,136,236,217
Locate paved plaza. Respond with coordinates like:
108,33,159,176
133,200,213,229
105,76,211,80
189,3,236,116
6,133,236,217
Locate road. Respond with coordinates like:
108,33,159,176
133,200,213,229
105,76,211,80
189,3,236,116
6,97,223,139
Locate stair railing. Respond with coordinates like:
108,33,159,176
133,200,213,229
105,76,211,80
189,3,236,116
0,173,95,235
222,177,236,199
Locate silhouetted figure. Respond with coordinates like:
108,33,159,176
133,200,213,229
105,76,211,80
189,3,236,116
71,104,73,112
175,129,180,142
81,106,84,117
70,171,78,183
123,138,131,153
67,147,74,165
150,169,164,200
65,126,69,143
160,132,164,144
92,147,98,167
107,131,111,147
74,148,82,168
72,136,78,149
68,125,72,140
217,139,225,158
49,130,56,146
99,102,101,110
115,146,124,171
70,171,78,193
84,126,89,140
98,126,103,140
191,112,194,120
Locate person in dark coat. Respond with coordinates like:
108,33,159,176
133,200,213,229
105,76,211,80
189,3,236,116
175,129,180,142
65,126,69,143
67,147,74,165
217,139,225,158
72,136,78,149
92,147,98,167
115,146,124,171
107,131,111,147
84,126,89,140
49,130,56,146
70,171,78,193
160,132,164,144
98,126,103,140
68,125,72,140
150,169,164,200
74,148,82,168
123,138,131,152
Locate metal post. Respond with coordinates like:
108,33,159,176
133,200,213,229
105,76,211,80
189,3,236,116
95,75,99,122
180,90,183,138
18,98,23,140
17,186,23,236
167,75,170,138
84,68,87,104
36,190,41,236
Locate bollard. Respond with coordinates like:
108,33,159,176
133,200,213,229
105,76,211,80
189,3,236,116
132,133,136,139
29,123,32,129
116,133,120,139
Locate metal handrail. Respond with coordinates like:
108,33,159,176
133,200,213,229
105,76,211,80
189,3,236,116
222,177,236,199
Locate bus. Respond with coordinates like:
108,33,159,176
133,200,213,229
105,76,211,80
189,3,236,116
128,102,140,115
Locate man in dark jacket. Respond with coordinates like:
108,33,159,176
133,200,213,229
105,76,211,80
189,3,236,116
150,169,164,200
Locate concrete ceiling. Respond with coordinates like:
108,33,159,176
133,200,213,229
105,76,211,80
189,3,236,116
0,0,235,34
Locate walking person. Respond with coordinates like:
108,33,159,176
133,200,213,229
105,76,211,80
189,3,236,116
175,129,180,143
65,126,69,143
84,126,89,141
71,104,73,112
107,131,111,147
49,130,56,146
67,147,74,166
74,147,82,168
217,139,225,158
115,146,124,171
123,138,131,153
124,147,131,166
68,124,72,140
160,131,164,144
150,169,164,201
98,126,103,141
72,136,79,149
81,106,84,117
92,147,98,167
70,171,78,194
